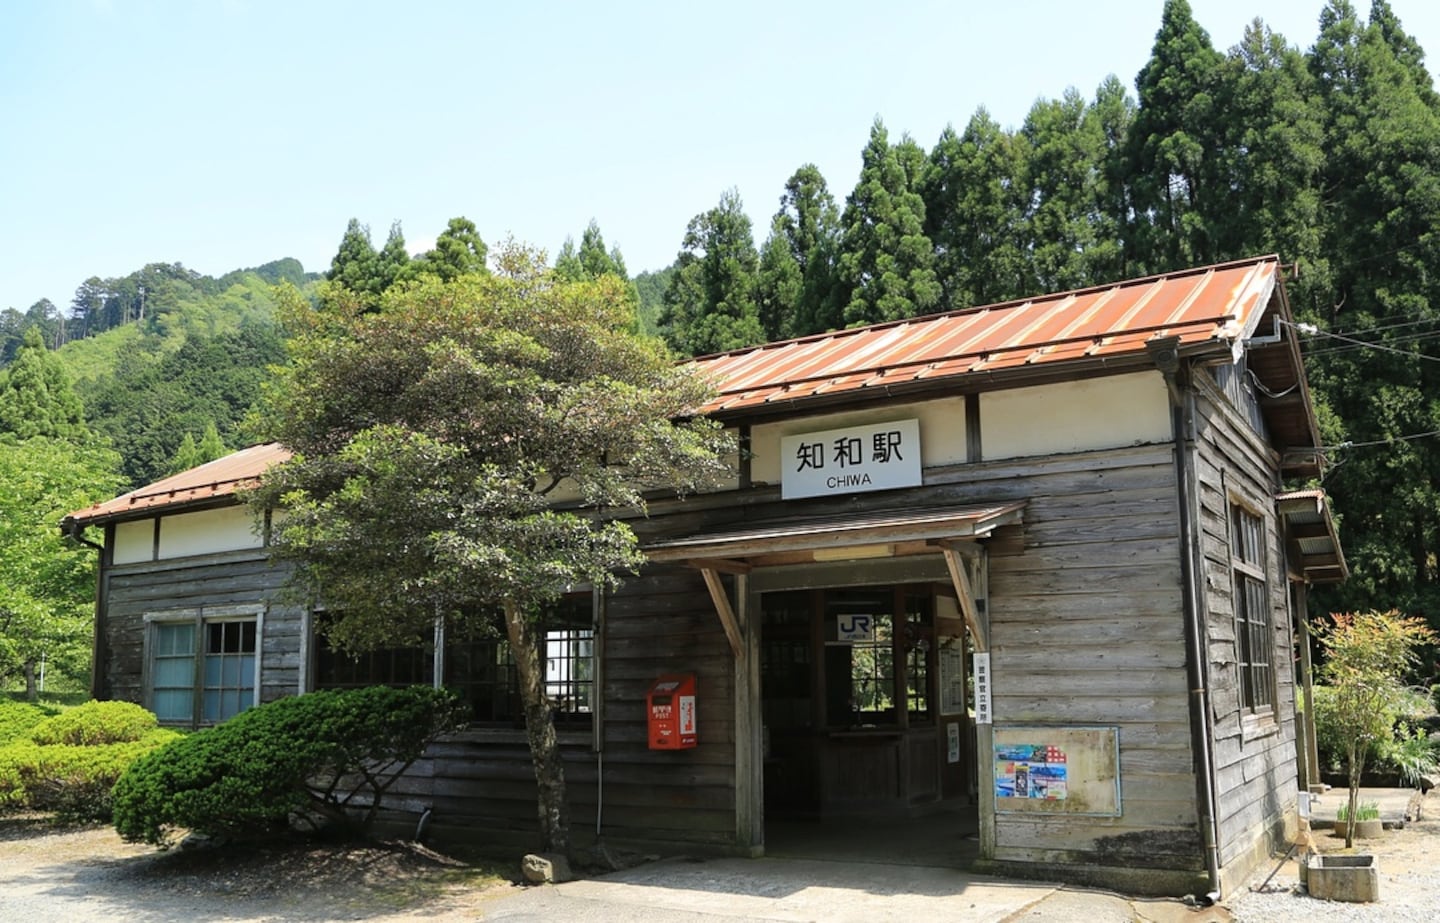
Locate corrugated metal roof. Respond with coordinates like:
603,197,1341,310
64,442,290,527
1276,489,1348,584
692,257,1278,415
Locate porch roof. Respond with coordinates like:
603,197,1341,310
643,501,1025,565
1276,489,1348,584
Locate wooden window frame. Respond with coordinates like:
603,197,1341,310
1229,501,1275,718
142,606,262,729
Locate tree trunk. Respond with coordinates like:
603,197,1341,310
1345,744,1365,849
23,660,38,703
505,600,570,856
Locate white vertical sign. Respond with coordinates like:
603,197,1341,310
973,652,992,725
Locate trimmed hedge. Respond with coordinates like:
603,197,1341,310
29,700,160,746
0,700,53,747
111,685,467,846
0,700,180,821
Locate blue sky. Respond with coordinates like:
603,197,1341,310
4,0,1439,313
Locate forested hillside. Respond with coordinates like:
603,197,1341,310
3,0,1438,680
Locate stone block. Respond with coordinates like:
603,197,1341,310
1306,854,1379,903
522,852,574,884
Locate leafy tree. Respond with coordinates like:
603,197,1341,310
838,119,940,325
0,438,123,698
1315,611,1434,847
250,248,733,854
923,111,1032,308
1127,0,1227,273
660,189,765,355
0,327,87,442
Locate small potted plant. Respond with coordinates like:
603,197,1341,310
1336,800,1382,839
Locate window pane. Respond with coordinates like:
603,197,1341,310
154,689,192,721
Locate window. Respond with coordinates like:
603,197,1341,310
1231,504,1273,713
816,585,934,727
312,594,595,727
148,612,258,727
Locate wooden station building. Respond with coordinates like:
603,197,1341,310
65,255,1346,896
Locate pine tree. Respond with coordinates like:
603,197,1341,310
757,215,803,341
1127,0,1227,273
1021,90,1111,294
327,219,380,294
660,190,764,356
408,216,488,282
374,222,411,292
772,165,843,336
0,327,86,442
922,111,1032,309
1305,0,1440,624
838,120,940,325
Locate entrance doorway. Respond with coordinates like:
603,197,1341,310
760,581,978,858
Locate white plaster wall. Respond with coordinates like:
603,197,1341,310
157,506,265,560
980,371,1171,460
113,519,155,565
750,397,968,486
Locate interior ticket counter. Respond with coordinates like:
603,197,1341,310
760,582,973,818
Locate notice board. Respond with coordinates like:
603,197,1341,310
993,725,1121,816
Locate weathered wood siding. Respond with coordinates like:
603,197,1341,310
388,565,736,851
98,548,304,708
1192,373,1298,870
975,445,1199,871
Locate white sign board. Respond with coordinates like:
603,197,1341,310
835,613,875,642
780,419,922,500
973,652,992,725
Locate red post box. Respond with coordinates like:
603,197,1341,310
647,674,697,750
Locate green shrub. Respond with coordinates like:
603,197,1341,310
112,685,467,847
0,724,181,822
0,700,53,747
28,700,160,746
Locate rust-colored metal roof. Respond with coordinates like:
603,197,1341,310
64,442,290,527
692,257,1279,416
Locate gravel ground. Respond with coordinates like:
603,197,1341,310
4,796,1437,922
1225,797,1440,923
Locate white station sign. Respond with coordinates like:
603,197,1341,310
780,418,922,500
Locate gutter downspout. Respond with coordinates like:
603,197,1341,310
1149,339,1223,900
61,517,108,701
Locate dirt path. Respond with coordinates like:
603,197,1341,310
0,816,517,923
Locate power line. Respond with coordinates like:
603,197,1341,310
1323,429,1440,451
1299,326,1440,364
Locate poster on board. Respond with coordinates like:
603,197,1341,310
993,726,1120,816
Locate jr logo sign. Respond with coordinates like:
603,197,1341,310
837,613,874,642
